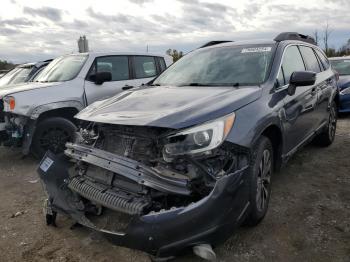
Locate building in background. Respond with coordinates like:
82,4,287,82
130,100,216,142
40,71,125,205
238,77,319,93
78,36,89,53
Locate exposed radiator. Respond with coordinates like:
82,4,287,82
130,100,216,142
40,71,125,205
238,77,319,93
68,176,149,215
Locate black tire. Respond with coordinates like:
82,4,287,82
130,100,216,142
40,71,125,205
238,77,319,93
31,117,77,158
245,136,273,226
314,101,337,147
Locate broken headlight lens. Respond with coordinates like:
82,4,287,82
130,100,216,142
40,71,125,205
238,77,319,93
164,113,235,155
3,96,16,111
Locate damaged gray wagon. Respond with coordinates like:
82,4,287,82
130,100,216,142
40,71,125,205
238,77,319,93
38,33,338,260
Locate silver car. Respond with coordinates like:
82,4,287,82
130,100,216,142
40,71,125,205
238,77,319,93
0,52,172,157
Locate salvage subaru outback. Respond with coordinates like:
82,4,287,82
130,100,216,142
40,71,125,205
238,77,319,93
38,33,338,260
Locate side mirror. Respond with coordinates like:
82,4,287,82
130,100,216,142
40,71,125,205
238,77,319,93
287,71,316,96
94,71,112,85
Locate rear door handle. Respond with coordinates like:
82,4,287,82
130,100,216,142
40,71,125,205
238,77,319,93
311,87,317,96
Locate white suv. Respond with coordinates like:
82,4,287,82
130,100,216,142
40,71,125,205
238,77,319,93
0,52,172,157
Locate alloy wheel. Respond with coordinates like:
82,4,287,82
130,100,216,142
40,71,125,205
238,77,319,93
328,105,337,141
256,149,272,212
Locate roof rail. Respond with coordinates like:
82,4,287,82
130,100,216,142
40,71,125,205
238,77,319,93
199,41,233,48
274,32,316,45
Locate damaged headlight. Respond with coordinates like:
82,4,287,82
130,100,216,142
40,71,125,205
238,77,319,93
164,113,235,156
3,96,16,111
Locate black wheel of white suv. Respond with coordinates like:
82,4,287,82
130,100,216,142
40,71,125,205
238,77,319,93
314,101,337,147
32,117,77,159
245,136,273,226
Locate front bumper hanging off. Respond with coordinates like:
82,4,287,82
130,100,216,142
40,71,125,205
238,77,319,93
38,148,250,257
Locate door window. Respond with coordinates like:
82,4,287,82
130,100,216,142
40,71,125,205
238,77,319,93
281,46,306,84
315,49,330,70
133,56,157,78
299,46,321,73
89,56,130,82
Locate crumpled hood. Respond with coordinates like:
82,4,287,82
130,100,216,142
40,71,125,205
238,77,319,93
0,82,60,99
76,85,262,129
338,76,350,90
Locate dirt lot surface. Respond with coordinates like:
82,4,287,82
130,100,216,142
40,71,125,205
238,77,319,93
0,118,349,262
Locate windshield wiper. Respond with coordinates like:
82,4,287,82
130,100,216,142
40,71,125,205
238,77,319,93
179,83,210,87
179,83,241,87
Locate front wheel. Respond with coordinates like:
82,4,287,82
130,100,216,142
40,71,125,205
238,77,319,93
31,117,77,158
314,101,337,147
244,136,273,226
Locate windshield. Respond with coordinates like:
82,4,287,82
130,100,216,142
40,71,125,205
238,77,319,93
0,66,33,87
154,45,275,86
330,59,350,75
35,54,87,83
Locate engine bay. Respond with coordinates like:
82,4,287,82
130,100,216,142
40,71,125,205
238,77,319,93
65,123,248,217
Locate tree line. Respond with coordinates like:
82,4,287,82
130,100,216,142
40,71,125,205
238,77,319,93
0,60,15,71
314,22,349,57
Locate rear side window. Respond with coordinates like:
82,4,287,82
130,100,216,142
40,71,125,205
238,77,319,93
133,56,157,78
281,46,306,84
299,46,321,73
315,49,330,70
93,56,130,81
158,57,167,72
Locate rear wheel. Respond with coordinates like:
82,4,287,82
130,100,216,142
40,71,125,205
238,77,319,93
245,136,273,226
314,101,337,147
32,117,77,158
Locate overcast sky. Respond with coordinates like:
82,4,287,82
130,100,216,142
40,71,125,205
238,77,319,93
0,0,349,63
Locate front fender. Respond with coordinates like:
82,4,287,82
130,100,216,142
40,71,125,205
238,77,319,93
30,101,84,119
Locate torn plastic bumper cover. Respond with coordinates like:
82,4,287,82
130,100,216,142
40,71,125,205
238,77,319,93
38,147,250,257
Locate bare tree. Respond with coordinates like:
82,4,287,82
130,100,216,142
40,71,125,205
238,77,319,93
166,49,184,62
323,21,333,55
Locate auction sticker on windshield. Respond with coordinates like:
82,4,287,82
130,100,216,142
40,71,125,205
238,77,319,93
40,157,54,172
241,47,272,53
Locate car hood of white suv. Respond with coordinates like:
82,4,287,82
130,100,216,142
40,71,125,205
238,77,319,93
0,82,60,99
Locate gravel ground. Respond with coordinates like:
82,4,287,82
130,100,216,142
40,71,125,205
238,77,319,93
0,118,349,262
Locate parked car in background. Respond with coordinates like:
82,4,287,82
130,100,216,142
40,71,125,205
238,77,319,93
329,56,350,113
0,52,172,157
0,60,52,87
38,33,338,260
